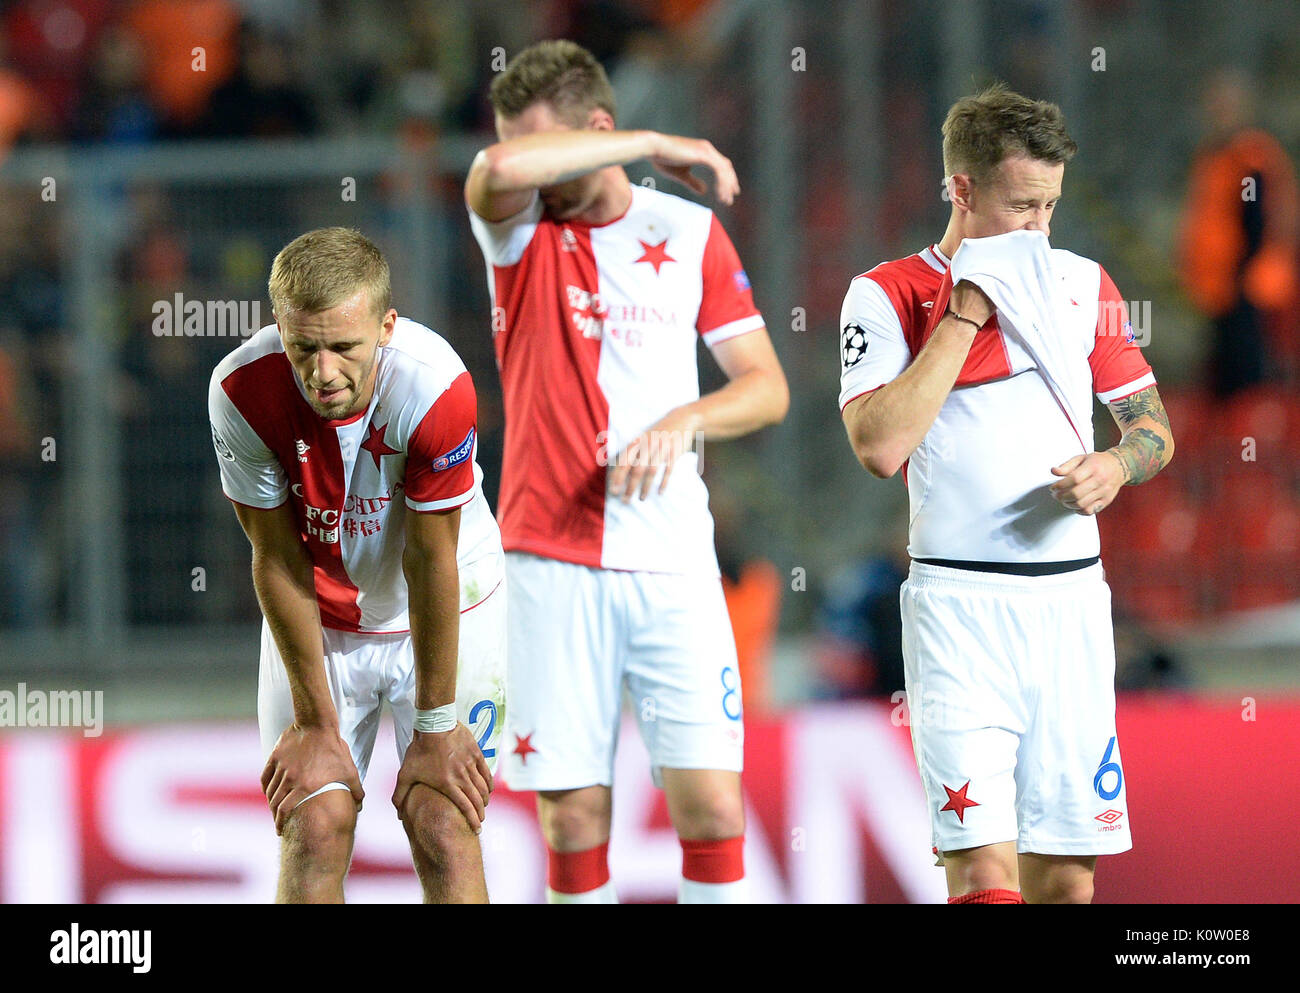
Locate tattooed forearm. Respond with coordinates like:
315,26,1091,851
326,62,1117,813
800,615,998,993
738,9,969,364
1109,387,1169,429
1105,386,1174,485
1109,427,1167,484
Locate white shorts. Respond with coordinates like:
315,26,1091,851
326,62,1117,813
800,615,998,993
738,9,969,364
257,570,507,791
501,552,744,791
900,560,1131,858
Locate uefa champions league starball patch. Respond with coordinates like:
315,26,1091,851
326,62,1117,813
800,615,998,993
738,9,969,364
842,322,870,368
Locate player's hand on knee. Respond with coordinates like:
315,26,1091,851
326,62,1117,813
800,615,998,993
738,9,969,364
260,724,365,836
1049,452,1125,516
392,724,494,833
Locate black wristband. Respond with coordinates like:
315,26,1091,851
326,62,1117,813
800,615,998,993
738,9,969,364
945,309,983,331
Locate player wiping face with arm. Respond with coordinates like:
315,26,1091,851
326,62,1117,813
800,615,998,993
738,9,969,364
465,40,788,905
465,99,788,504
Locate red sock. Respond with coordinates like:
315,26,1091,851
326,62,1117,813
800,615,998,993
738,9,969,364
948,887,1025,904
681,836,745,883
547,841,610,894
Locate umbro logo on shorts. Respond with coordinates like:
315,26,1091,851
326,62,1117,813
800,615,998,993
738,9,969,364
1096,808,1125,832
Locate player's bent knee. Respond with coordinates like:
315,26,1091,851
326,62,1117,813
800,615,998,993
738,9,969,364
673,796,744,841
944,845,1019,895
1020,854,1096,904
1026,875,1094,904
401,787,476,867
953,868,1019,895
662,770,745,840
281,789,357,874
1063,877,1095,904
537,789,610,852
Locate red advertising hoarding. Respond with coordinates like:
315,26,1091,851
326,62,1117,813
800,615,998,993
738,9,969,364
2,697,1294,903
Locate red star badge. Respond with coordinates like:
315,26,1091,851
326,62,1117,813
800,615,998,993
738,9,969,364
634,238,675,275
513,732,537,765
940,781,980,823
360,421,400,470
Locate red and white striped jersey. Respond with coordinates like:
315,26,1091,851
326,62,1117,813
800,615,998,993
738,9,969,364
468,185,764,574
208,318,503,633
838,243,1155,563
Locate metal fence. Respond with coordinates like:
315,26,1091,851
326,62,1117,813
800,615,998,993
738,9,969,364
2,0,1298,679
0,136,484,667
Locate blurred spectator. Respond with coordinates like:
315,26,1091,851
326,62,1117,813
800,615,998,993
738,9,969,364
72,23,159,143
713,480,782,716
722,559,781,717
547,0,660,73
2,0,112,131
0,333,43,626
814,515,910,700
0,39,55,158
354,1,473,139
194,20,318,137
123,0,239,132
1113,613,1188,691
118,216,219,625
1178,69,1300,396
815,550,908,700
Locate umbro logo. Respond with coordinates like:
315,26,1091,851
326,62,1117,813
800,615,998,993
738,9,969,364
295,439,310,463
921,301,934,308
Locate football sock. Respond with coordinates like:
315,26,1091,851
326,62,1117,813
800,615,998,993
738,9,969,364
545,841,618,904
678,836,746,904
948,887,1025,904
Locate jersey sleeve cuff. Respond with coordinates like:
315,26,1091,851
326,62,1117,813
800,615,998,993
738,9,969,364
1096,372,1156,404
405,488,475,513
701,314,764,348
466,194,543,266
839,382,886,412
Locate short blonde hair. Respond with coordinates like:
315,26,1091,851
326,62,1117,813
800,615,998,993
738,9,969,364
268,227,391,321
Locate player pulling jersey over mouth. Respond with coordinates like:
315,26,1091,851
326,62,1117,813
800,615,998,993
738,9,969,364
840,84,1174,905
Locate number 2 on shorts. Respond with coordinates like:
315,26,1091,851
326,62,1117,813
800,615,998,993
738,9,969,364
469,699,497,759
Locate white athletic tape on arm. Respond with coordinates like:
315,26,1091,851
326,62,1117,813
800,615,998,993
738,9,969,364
413,703,457,733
